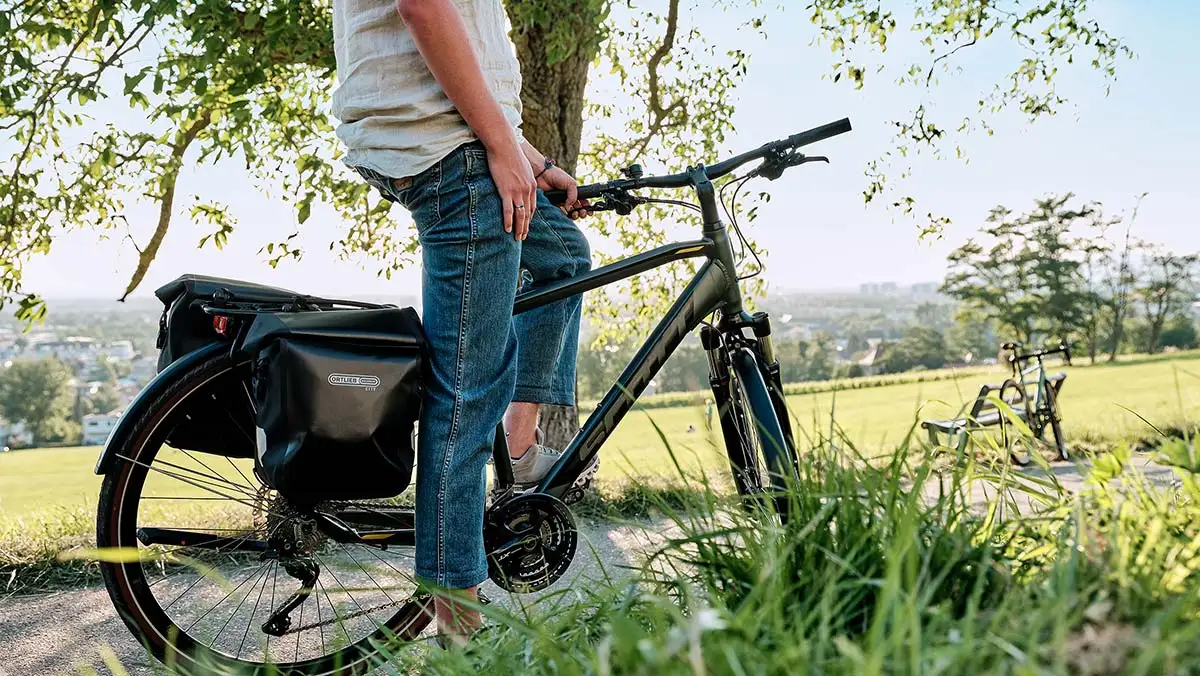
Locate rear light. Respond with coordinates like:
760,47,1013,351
212,315,230,336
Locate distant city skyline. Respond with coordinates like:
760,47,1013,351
17,2,1199,306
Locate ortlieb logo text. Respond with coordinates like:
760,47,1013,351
328,373,381,390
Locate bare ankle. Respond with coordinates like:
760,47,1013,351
434,588,482,641
504,401,541,458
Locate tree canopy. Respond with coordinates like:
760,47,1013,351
0,0,1130,328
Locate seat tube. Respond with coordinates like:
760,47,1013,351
691,165,743,313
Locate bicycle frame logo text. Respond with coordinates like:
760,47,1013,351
327,373,381,390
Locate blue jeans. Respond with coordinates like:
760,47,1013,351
356,141,590,588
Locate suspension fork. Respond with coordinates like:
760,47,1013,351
702,315,796,470
719,312,796,451
744,314,801,453
702,325,753,490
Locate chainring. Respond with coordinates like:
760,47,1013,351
483,493,577,593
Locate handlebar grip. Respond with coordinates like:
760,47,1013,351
543,184,608,205
788,118,853,148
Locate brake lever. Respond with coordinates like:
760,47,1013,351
792,154,830,166
569,190,645,217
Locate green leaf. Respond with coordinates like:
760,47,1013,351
194,77,208,97
298,199,312,224
124,70,149,96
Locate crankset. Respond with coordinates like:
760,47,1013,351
483,493,577,592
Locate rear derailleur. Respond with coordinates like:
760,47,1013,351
260,519,322,637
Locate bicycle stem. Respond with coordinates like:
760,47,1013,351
690,164,745,315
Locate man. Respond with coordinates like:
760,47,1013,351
331,0,595,643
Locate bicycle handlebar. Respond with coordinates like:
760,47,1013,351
1005,342,1072,366
544,117,852,205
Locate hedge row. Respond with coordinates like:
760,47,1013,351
575,349,1200,414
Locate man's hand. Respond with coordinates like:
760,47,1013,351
397,0,534,238
488,143,537,240
537,166,590,220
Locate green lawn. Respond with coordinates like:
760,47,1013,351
2,352,1197,523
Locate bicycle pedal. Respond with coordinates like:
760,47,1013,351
563,456,601,505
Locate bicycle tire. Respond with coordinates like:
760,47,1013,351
97,348,432,676
723,346,798,520
1043,385,1068,461
997,379,1032,466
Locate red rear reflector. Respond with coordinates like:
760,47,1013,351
213,315,229,335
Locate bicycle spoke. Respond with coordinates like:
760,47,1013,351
338,543,396,604
211,563,272,651
313,553,384,632
176,447,258,497
236,560,272,659
314,575,351,646
119,453,282,518
152,453,261,500
184,561,271,634
360,544,417,581
162,571,208,613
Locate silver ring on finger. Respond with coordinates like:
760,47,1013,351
516,205,526,210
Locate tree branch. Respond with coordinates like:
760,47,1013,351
118,112,211,300
626,0,684,157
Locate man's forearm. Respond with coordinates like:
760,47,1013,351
520,142,547,173
396,0,518,152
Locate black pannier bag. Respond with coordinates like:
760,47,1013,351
154,275,305,460
155,274,303,372
242,307,426,503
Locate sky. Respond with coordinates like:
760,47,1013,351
20,0,1200,302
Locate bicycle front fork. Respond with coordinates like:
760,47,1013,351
701,312,796,459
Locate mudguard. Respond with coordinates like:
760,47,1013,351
94,342,230,475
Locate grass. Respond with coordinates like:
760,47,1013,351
393,434,1200,675
2,351,1198,596
3,352,1197,522
14,358,1200,673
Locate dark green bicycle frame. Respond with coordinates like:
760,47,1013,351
513,167,753,499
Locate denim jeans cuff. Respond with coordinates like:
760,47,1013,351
417,567,489,590
513,384,575,407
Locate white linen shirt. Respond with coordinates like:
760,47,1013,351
332,0,524,179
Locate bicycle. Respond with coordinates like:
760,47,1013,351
999,340,1071,462
92,117,852,674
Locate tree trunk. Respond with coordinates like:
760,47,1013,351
1108,298,1126,361
508,13,599,449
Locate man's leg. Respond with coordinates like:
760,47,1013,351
411,145,522,635
506,191,592,455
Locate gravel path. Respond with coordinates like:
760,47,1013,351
0,519,665,676
0,454,1178,676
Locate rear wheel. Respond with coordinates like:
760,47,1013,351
97,349,432,676
721,347,799,520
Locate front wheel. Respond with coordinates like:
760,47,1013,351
1041,385,1068,461
997,379,1032,466
720,347,799,520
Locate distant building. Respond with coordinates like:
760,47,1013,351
101,340,136,361
31,336,97,360
0,420,34,448
82,411,122,445
856,342,887,377
130,356,157,384
909,282,939,295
